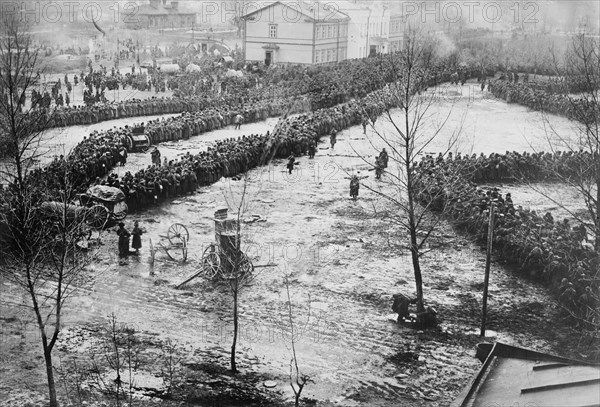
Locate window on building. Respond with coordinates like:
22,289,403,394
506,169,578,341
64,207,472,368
315,50,320,63
332,49,337,61
327,25,332,38
316,26,321,39
269,24,277,38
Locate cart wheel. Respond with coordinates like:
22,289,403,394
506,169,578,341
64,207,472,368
201,244,220,280
168,223,189,246
126,135,134,152
86,205,110,229
112,202,128,221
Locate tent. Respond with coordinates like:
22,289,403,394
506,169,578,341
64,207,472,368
158,64,181,74
225,69,243,78
185,63,201,73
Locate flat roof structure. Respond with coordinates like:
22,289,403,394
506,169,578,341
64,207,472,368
452,342,600,407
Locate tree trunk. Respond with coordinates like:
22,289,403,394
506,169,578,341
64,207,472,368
231,289,238,373
44,347,58,407
409,231,425,313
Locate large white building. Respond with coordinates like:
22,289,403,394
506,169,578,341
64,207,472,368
241,1,350,65
337,0,392,59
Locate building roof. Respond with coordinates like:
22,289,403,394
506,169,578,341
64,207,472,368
452,342,600,407
241,1,349,22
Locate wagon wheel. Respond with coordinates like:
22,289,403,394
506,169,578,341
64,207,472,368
126,135,134,152
163,239,187,263
201,244,220,280
141,135,151,152
86,204,110,229
168,223,189,246
112,202,128,221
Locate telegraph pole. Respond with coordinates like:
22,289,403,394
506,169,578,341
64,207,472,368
480,201,495,337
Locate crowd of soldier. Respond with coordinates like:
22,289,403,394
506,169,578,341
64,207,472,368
488,79,596,125
415,154,599,328
420,150,598,184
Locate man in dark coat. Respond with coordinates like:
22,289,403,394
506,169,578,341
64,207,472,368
117,222,131,257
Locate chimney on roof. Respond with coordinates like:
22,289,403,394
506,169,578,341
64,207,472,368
150,0,160,9
171,0,179,10
162,0,167,5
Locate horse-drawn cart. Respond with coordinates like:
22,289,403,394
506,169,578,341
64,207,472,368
40,185,127,230
125,125,151,153
78,185,128,228
37,186,127,248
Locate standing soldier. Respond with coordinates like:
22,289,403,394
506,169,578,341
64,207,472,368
234,113,244,130
286,154,297,175
117,222,131,257
346,173,368,200
308,140,316,159
131,221,144,255
330,128,337,149
379,148,389,169
361,115,369,134
151,147,161,166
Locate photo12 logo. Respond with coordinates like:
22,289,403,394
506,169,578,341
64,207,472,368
1,1,140,24
401,1,539,25
199,1,343,25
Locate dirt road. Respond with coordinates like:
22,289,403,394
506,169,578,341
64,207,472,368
0,82,587,406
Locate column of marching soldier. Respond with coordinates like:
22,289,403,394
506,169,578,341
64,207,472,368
488,79,597,125
414,153,598,327
11,54,486,212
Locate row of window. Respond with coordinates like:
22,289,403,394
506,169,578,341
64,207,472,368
268,23,350,40
390,19,402,34
314,47,346,64
316,23,347,40
148,16,192,27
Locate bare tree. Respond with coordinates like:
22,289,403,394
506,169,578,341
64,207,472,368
221,171,262,373
539,33,599,252
0,17,95,407
282,273,313,407
0,16,53,181
0,166,97,407
354,29,466,316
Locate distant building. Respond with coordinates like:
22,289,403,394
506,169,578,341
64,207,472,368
388,12,407,53
129,0,196,30
241,1,350,65
337,0,392,58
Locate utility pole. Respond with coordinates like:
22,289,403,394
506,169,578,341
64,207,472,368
480,201,495,337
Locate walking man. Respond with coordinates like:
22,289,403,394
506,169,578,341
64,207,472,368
234,113,244,130
330,128,337,149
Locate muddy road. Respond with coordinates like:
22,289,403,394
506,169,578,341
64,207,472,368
0,82,588,406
